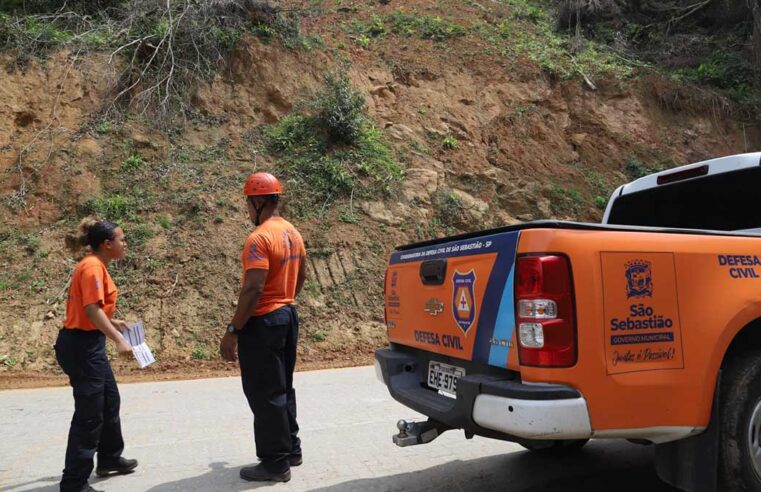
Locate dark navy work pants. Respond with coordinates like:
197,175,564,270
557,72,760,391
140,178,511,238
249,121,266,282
238,305,301,474
55,328,124,492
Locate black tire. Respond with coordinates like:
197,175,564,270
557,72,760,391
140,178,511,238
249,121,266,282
720,350,761,491
520,438,589,453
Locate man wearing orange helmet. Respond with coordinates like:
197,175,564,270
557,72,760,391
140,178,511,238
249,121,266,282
220,172,307,483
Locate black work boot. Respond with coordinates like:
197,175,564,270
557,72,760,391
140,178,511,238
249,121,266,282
95,456,138,477
289,454,303,467
240,464,291,482
80,484,103,492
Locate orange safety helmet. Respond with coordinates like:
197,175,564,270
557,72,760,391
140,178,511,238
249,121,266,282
243,172,283,196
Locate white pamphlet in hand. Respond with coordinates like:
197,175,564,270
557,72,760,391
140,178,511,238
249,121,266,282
125,321,155,369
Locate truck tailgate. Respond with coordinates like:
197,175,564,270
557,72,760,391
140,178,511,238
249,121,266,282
385,230,520,369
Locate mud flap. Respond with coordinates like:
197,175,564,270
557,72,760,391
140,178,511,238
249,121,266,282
655,373,720,492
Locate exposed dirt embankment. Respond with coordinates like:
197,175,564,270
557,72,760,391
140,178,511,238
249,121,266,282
0,0,758,389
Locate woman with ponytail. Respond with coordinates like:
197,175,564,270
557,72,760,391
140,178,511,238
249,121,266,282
55,218,138,492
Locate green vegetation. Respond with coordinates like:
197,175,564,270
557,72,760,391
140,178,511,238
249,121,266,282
20,234,40,255
0,230,47,259
191,347,209,360
121,154,145,173
157,215,172,229
432,190,463,232
95,120,112,135
624,158,664,181
441,135,458,150
0,1,312,113
675,50,760,109
346,10,466,42
0,269,34,291
549,183,583,216
311,73,366,145
309,329,328,342
578,166,613,210
470,0,636,80
0,354,17,367
266,74,403,217
552,0,760,117
128,223,154,248
82,194,139,223
387,11,466,40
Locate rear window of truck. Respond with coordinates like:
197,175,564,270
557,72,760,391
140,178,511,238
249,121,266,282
607,167,761,232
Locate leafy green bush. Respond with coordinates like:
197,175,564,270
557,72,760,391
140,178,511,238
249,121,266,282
311,73,366,146
191,347,208,360
82,194,139,222
442,135,458,150
387,11,466,40
266,74,402,215
121,154,144,173
677,51,755,94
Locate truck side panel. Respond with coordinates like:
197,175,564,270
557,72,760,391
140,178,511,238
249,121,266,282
385,231,520,368
517,228,761,433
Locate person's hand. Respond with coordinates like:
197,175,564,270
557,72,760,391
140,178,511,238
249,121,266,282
112,319,130,332
220,332,238,362
116,337,133,357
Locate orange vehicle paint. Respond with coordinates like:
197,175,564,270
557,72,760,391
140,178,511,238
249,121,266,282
384,226,761,433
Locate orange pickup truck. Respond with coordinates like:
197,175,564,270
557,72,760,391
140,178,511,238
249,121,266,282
375,152,761,491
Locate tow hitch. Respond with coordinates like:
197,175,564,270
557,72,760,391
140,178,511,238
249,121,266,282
393,419,450,447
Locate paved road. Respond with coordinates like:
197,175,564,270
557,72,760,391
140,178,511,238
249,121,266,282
0,366,677,491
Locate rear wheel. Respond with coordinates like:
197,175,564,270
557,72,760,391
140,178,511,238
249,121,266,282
520,439,589,453
720,351,761,491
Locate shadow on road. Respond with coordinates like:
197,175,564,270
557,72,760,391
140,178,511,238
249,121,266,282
142,461,278,492
310,440,680,492
6,441,682,492
2,475,58,492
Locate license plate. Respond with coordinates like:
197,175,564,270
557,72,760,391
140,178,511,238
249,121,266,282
427,361,465,396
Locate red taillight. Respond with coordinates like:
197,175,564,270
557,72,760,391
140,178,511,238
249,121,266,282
383,268,389,327
515,255,577,367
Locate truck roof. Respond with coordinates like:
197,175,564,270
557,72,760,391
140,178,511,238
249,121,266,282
603,152,761,229
619,152,761,196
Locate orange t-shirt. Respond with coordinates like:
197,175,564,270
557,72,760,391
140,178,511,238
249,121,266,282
63,254,118,331
242,216,306,317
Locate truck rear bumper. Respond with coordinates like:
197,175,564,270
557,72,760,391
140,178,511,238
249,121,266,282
375,347,592,441
472,393,591,439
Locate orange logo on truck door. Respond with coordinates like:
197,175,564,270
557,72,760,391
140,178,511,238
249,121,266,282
452,270,477,333
601,252,684,375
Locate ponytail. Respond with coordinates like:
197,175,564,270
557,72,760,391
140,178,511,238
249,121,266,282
65,217,118,254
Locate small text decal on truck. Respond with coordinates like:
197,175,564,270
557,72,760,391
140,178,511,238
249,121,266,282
602,252,684,375
717,255,761,279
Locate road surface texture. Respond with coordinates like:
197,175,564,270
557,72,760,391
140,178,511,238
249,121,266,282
0,366,677,491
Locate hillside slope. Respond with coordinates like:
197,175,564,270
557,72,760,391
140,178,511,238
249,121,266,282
0,0,758,387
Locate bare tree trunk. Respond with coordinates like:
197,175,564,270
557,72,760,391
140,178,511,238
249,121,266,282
753,0,761,82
